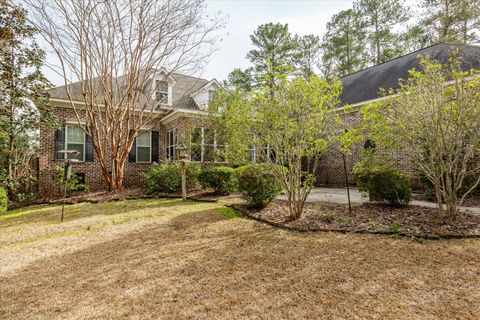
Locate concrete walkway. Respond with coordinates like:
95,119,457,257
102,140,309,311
278,187,480,215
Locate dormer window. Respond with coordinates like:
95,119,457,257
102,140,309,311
208,89,216,102
156,80,168,103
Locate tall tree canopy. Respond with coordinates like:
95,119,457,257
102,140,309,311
421,0,480,43
354,0,409,64
225,68,254,92
322,9,368,77
294,34,322,78
0,2,52,196
247,23,297,89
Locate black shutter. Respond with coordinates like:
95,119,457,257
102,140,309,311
55,126,65,160
151,131,159,163
128,130,137,163
85,127,94,162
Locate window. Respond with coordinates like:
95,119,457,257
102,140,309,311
66,124,85,161
166,128,177,161
189,127,225,163
136,131,151,162
208,89,216,102
156,80,169,103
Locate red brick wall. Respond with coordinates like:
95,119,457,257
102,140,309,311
38,107,197,195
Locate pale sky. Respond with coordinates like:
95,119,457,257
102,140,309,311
42,0,419,85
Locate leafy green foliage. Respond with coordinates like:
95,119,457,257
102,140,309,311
143,163,201,193
236,164,282,208
55,167,89,192
0,3,54,197
358,57,480,218
0,186,7,214
354,0,409,64
354,156,411,207
247,23,298,88
225,68,254,92
321,9,368,77
198,166,237,195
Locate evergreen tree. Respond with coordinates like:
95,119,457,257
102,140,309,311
0,2,52,195
294,34,322,78
225,68,254,92
247,23,297,90
420,0,480,43
322,9,368,78
354,0,409,64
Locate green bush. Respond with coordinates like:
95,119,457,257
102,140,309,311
0,186,7,214
55,167,89,192
143,162,201,193
198,166,237,194
236,164,282,208
354,161,411,207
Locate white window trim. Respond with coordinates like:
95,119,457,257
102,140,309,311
190,127,226,163
136,130,152,163
155,80,169,104
65,124,86,162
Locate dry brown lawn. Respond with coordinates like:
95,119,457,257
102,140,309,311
0,198,479,319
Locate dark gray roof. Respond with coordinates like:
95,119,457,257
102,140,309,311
48,71,210,110
341,43,480,105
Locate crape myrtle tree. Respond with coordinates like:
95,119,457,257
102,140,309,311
25,0,222,191
210,74,343,220
359,56,480,219
0,2,53,197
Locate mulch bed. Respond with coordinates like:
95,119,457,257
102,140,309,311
412,193,480,208
233,200,480,239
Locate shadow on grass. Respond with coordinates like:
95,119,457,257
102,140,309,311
0,198,205,228
0,206,479,319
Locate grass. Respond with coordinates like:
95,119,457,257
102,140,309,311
0,197,479,319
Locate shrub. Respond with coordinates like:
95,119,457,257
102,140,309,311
0,187,7,214
55,167,89,192
198,166,237,194
354,161,411,207
143,162,200,193
236,164,282,208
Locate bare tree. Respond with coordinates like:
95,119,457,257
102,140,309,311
25,0,222,191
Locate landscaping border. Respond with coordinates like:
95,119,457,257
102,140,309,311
230,205,480,240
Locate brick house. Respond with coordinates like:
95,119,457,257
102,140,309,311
39,43,480,194
316,43,480,188
39,70,221,195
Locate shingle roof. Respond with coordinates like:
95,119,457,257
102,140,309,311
340,43,480,105
48,71,210,110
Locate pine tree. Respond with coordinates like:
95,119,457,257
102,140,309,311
247,23,297,90
322,9,368,77
354,0,409,64
294,34,322,78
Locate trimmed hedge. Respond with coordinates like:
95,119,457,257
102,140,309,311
198,166,237,195
236,164,282,208
143,162,201,193
0,186,7,214
355,163,411,207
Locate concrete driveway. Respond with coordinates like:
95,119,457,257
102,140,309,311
278,187,480,215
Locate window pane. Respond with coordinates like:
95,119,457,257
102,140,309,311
67,125,84,144
156,81,168,103
208,90,216,101
66,143,84,161
191,127,202,144
137,146,150,162
191,144,202,162
137,131,151,147
204,145,215,162
204,128,214,145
